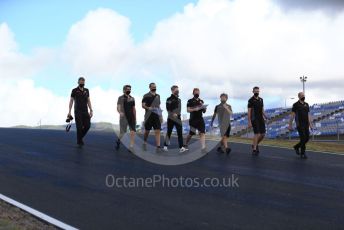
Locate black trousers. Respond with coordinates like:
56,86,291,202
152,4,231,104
295,126,310,154
75,112,91,143
165,118,183,148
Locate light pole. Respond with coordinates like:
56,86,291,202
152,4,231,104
300,76,307,93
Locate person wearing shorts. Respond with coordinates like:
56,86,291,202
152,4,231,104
248,86,267,155
116,85,136,152
185,88,207,153
211,93,232,155
142,83,164,152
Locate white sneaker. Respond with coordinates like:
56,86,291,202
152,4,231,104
165,139,170,146
163,146,168,151
179,147,187,153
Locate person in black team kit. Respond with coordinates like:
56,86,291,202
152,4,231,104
163,85,187,153
185,88,207,153
248,86,267,155
116,85,136,152
67,77,93,147
289,92,313,159
211,93,233,155
142,83,165,153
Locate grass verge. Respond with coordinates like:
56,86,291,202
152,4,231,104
225,136,344,154
0,199,57,230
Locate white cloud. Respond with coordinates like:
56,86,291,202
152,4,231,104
63,8,135,76
0,23,53,79
0,79,144,127
2,0,344,126
0,23,16,52
273,0,344,12
140,0,344,101
0,80,67,127
60,0,344,105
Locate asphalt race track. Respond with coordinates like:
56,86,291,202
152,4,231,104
0,128,344,230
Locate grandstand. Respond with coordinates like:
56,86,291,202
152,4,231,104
160,100,344,139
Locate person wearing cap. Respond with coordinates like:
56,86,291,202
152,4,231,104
211,93,233,155
67,77,93,147
116,85,136,153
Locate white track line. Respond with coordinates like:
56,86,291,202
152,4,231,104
0,193,78,230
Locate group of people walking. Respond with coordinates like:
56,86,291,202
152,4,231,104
67,77,313,159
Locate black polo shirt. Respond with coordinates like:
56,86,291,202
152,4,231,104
71,87,89,113
292,101,310,127
142,92,161,118
187,97,205,121
214,102,232,124
248,96,264,121
166,94,181,119
117,95,135,120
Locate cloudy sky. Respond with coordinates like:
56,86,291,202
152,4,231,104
1,0,343,127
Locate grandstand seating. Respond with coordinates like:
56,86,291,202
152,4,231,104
252,100,344,138
159,100,344,139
